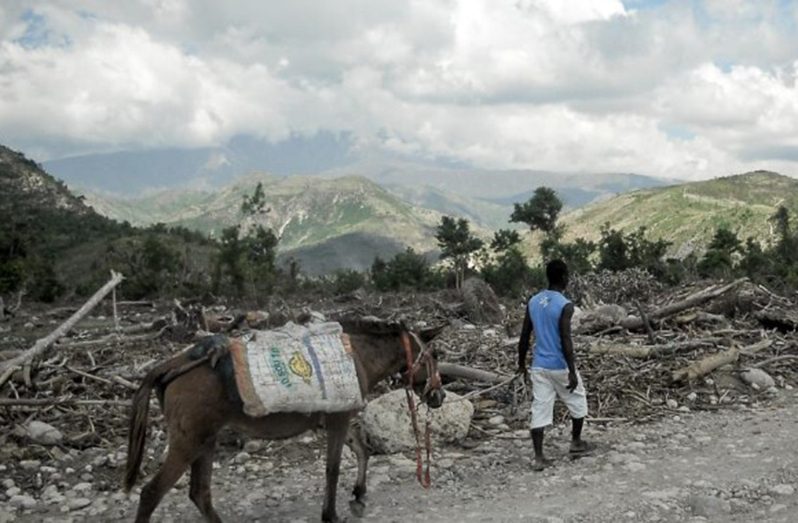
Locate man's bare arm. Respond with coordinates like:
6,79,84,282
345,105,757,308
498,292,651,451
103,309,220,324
559,303,578,391
517,305,533,373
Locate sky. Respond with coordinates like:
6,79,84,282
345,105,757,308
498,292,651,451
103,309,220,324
1,0,797,180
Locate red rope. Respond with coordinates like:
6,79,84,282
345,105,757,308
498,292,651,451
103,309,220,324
402,332,432,489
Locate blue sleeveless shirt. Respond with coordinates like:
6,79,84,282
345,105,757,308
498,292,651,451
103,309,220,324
528,290,570,370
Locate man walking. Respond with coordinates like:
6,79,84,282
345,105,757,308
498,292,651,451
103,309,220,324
518,259,590,470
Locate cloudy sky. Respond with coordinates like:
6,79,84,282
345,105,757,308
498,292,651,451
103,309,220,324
1,0,797,180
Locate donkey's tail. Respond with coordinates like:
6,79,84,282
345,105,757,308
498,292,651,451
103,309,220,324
124,356,183,492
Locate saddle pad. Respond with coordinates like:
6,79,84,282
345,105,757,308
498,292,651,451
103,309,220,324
229,322,365,417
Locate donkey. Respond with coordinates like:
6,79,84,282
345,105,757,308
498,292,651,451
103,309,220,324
124,319,445,522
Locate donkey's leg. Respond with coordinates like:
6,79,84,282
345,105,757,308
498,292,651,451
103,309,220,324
134,438,196,523
322,411,352,523
346,421,369,517
189,440,222,523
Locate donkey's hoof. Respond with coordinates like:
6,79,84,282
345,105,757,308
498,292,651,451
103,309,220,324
349,499,366,518
322,512,346,523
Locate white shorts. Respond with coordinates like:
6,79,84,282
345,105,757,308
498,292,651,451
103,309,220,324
530,368,588,429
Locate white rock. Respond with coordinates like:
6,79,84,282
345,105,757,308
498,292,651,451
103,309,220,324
243,440,263,453
770,484,795,496
9,495,36,509
5,487,21,497
71,483,92,493
361,390,474,453
233,452,250,465
67,498,92,511
25,421,63,445
666,399,678,409
624,462,646,472
686,392,698,402
487,415,504,426
740,368,775,390
19,460,40,470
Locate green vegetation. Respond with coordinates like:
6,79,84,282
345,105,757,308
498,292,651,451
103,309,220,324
697,206,798,292
435,216,483,289
558,171,798,257
371,248,440,292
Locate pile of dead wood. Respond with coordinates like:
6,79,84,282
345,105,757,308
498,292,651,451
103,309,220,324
1,272,796,465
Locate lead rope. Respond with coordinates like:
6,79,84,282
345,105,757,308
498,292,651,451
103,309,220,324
401,332,432,489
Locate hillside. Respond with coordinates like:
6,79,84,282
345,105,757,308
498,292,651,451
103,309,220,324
0,144,220,300
549,171,798,258
83,174,455,274
0,145,94,216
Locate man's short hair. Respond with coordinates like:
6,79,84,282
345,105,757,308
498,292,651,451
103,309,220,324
546,259,568,286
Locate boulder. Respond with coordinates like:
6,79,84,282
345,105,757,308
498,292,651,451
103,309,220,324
461,278,503,325
361,390,474,454
25,421,63,445
740,368,775,390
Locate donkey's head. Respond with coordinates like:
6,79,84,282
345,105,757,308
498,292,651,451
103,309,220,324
401,330,445,409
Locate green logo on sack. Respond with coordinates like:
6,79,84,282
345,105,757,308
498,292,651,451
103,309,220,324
269,347,292,388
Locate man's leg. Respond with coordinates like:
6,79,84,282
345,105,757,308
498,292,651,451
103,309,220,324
572,416,584,442
529,369,556,470
557,372,591,454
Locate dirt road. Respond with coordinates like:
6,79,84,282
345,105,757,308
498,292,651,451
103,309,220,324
6,392,798,523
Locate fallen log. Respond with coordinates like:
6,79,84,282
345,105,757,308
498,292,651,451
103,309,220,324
754,309,798,333
738,339,773,356
438,362,509,384
621,278,747,331
0,271,124,389
590,338,730,359
671,346,739,383
0,398,129,407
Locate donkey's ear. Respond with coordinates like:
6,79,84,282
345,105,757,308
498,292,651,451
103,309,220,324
418,323,446,343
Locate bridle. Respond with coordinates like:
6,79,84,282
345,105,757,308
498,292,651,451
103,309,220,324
400,331,441,489
401,331,442,399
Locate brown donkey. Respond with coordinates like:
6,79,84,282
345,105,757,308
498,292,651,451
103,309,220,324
124,319,444,522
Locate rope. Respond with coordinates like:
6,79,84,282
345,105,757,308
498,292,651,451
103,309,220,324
402,331,432,489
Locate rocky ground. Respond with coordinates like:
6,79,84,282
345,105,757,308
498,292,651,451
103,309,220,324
3,277,798,522
3,391,798,523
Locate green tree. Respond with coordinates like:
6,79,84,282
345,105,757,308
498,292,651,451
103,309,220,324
510,187,563,236
597,224,670,275
213,225,246,296
545,238,595,275
371,248,434,291
435,216,483,289
698,226,741,278
244,225,279,295
490,229,522,252
241,182,268,216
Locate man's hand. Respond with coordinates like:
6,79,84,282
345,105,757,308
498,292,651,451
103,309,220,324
567,371,578,393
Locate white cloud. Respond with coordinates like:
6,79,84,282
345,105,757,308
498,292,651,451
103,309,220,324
0,0,797,180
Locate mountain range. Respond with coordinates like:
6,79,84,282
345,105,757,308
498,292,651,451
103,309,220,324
10,139,798,279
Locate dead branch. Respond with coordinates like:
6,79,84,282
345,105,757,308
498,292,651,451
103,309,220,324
0,271,124,389
0,398,129,407
590,338,729,359
438,362,509,384
753,355,798,368
671,346,739,383
634,300,656,344
622,278,747,331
